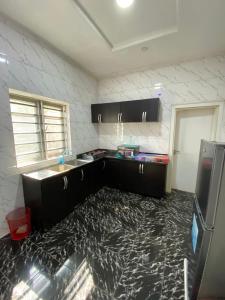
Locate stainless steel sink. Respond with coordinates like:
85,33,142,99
48,164,75,173
23,160,90,180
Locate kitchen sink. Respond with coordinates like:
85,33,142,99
48,164,75,173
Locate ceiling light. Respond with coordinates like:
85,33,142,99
116,0,134,8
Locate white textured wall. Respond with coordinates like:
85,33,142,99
98,56,225,152
0,15,98,231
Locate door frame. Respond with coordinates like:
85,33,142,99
167,101,224,193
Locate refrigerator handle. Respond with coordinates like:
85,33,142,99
194,197,214,231
184,258,189,300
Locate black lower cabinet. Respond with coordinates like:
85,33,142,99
140,163,166,198
105,158,166,198
119,159,141,193
23,157,167,229
68,168,85,209
91,159,106,192
23,173,72,229
41,175,70,226
104,158,121,189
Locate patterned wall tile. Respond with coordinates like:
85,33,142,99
98,55,225,151
0,15,98,230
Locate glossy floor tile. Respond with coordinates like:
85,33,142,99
0,187,193,300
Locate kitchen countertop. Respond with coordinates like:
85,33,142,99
77,149,169,164
23,149,169,180
23,159,90,180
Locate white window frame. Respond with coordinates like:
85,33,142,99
9,89,72,173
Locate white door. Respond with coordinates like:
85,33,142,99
172,107,216,193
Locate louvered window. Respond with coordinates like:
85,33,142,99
10,91,70,167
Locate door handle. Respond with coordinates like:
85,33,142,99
81,169,84,181
120,113,122,123
117,113,120,123
142,112,144,122
144,112,147,122
98,114,100,123
141,164,144,174
65,176,68,189
139,163,142,174
173,149,180,155
102,160,106,170
99,114,102,123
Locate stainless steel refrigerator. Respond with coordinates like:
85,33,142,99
184,140,225,300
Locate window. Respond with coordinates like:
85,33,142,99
9,90,70,167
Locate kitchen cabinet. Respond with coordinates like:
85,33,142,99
104,158,121,188
119,159,142,193
91,104,104,123
120,101,143,123
91,103,120,123
91,98,160,123
105,158,166,198
139,163,166,198
23,160,106,229
81,160,104,195
23,154,166,229
23,172,73,229
141,98,160,122
69,167,86,208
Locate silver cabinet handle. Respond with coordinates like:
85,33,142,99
142,112,144,122
144,112,147,122
98,114,102,123
102,160,106,170
142,164,144,174
66,176,68,189
63,176,67,190
81,169,84,181
184,258,189,300
120,113,122,123
117,113,120,123
139,163,142,174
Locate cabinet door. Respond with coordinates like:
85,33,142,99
101,103,120,123
104,158,121,188
120,100,143,123
141,163,166,198
142,98,160,122
119,160,141,193
68,168,85,209
92,159,105,193
91,104,103,123
41,174,69,226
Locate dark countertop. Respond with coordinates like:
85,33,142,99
77,149,169,165
23,149,169,180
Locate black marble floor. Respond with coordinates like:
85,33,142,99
0,187,194,300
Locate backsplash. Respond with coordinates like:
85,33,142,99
0,15,98,231
97,55,225,152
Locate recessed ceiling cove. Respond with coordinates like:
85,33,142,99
74,0,178,51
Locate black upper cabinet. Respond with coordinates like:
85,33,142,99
91,103,120,123
120,101,143,123
91,104,103,123
103,103,120,123
142,98,160,122
91,98,160,123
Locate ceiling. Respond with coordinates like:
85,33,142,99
0,0,225,79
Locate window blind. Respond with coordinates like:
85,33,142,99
10,95,68,167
